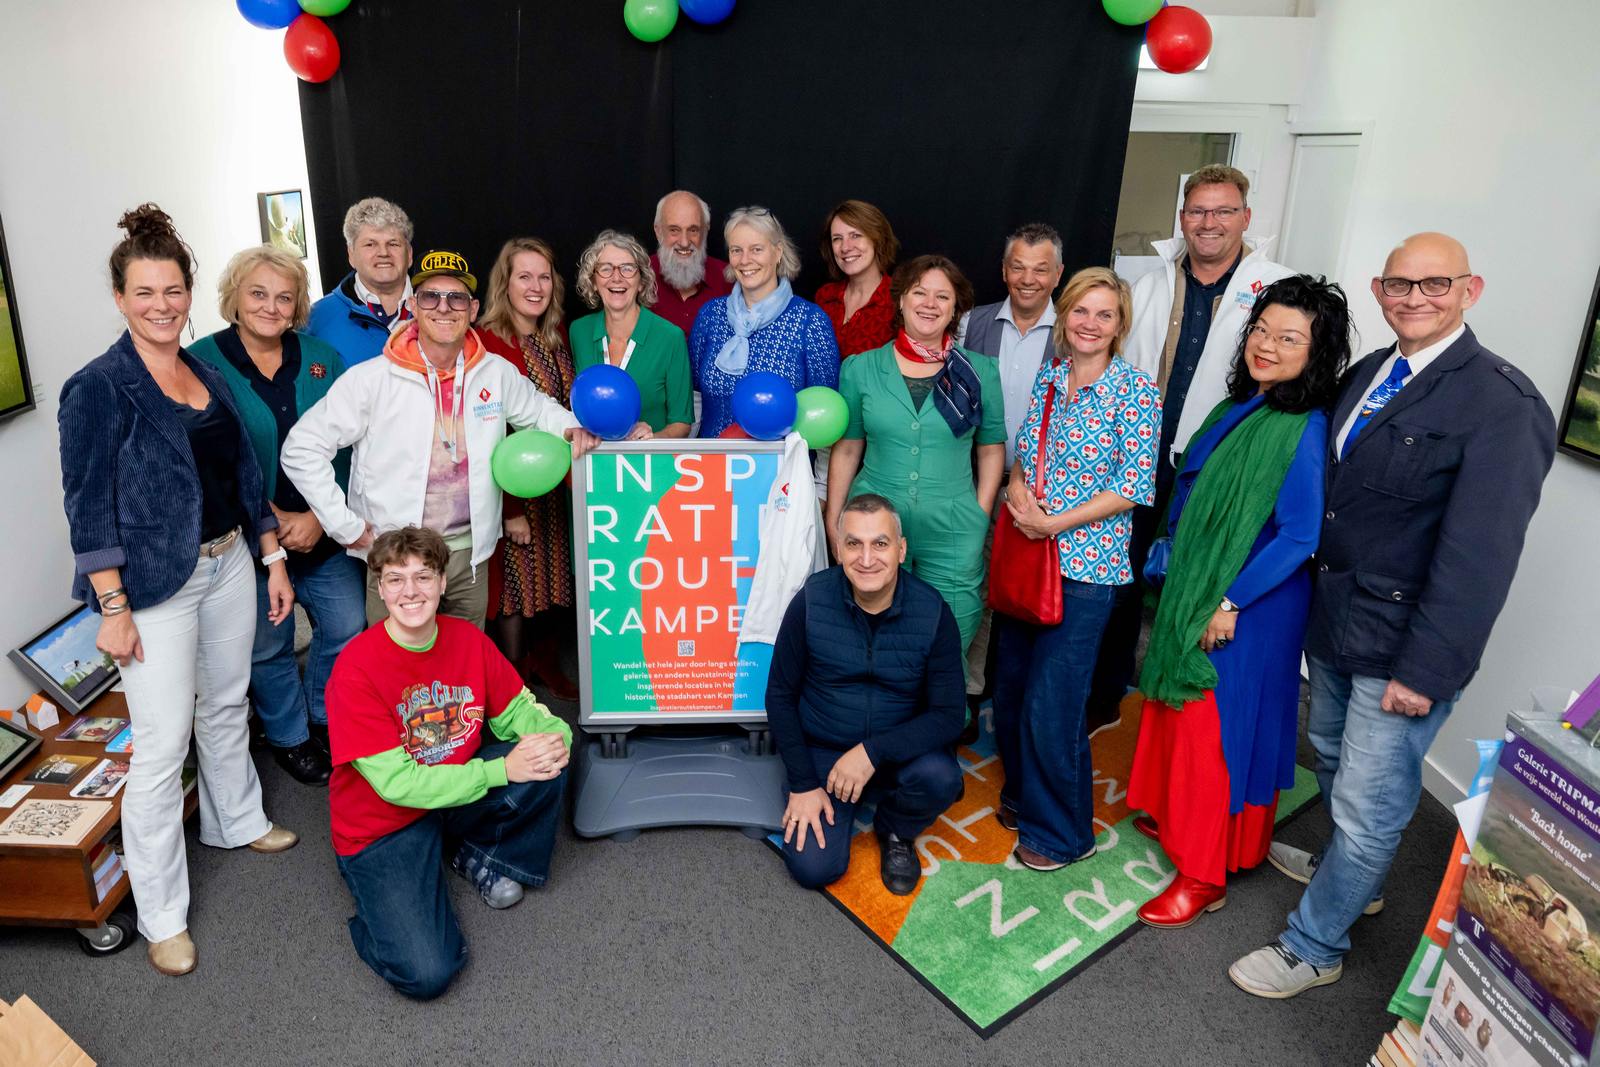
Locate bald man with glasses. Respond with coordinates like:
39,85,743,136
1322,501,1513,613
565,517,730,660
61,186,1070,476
283,250,605,629
1229,232,1556,999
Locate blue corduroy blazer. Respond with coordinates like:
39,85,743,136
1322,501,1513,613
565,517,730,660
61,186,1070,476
58,332,277,611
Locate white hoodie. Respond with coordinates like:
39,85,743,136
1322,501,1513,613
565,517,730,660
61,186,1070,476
281,340,578,570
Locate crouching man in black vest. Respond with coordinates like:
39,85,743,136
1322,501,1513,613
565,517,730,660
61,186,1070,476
766,493,966,895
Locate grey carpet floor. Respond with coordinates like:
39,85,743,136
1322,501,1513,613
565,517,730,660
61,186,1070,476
1,685,1457,1067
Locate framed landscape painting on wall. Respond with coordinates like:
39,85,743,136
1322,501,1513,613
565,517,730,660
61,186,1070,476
0,213,37,424
1558,264,1600,464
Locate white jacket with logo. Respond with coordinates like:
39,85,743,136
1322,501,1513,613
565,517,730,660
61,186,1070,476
739,432,827,645
1123,235,1293,463
280,342,579,570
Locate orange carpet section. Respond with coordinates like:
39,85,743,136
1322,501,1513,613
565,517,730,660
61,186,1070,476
828,692,1148,942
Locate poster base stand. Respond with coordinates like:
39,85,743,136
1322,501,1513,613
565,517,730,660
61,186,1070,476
571,729,786,840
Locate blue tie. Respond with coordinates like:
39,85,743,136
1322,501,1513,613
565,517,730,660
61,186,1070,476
1341,357,1411,459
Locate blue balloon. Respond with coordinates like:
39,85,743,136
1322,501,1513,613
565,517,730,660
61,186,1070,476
680,0,736,25
571,364,642,441
236,0,300,29
732,372,797,441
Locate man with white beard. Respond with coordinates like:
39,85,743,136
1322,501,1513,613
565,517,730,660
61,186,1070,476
649,189,733,336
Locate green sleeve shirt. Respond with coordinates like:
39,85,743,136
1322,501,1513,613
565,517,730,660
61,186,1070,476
570,308,694,432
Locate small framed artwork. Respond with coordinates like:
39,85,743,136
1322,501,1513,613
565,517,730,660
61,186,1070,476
8,605,120,716
0,715,41,782
0,212,37,424
1557,264,1600,465
257,189,308,259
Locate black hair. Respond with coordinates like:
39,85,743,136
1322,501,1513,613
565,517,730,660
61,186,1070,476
109,203,195,293
1225,274,1352,413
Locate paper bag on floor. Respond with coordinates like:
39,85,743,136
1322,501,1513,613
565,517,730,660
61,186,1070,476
0,995,96,1067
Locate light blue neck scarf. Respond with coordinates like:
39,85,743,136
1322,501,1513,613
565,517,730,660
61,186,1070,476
716,279,793,375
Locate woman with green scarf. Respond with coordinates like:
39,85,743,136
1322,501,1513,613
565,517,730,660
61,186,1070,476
1128,276,1351,929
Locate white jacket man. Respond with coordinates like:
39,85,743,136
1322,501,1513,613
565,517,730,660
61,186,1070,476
281,326,580,573
1124,233,1293,464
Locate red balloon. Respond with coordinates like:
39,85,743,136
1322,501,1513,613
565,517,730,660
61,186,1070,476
1146,6,1212,74
284,14,340,83
719,423,750,439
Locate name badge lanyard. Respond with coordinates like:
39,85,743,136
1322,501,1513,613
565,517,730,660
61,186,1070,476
424,351,467,464
601,336,636,371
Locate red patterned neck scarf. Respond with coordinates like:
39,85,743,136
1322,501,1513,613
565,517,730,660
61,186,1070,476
894,329,954,364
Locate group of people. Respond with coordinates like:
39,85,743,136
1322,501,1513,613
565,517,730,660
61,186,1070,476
58,166,1555,1007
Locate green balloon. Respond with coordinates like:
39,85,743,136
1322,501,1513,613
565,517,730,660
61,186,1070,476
1101,0,1163,26
623,0,679,42
298,0,351,15
794,386,849,449
491,429,572,499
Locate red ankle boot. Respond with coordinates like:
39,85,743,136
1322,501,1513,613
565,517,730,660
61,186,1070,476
1137,874,1227,928
1132,815,1160,841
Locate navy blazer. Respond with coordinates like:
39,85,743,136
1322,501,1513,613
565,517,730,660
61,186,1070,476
58,332,276,611
1304,325,1555,701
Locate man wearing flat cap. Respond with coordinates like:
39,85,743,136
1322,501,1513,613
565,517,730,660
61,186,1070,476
284,250,604,628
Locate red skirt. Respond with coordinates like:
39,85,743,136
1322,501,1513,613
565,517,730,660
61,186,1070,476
1126,692,1277,886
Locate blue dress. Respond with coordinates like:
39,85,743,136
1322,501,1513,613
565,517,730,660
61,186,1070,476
1166,397,1327,812
688,294,840,437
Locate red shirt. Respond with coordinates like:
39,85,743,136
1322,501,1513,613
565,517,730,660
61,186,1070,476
326,617,526,855
650,254,733,336
815,275,896,357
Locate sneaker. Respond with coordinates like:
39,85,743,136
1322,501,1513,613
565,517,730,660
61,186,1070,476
1228,942,1343,999
1014,842,1096,872
878,832,921,896
1267,842,1384,915
450,849,525,910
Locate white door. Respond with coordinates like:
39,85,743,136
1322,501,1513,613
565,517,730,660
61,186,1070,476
1278,133,1361,280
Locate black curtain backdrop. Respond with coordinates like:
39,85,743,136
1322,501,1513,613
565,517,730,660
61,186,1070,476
299,1,1141,317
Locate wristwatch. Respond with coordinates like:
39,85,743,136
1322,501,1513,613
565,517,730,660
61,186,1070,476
1219,596,1239,613
261,548,289,566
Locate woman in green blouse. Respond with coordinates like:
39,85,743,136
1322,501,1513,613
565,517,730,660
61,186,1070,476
826,254,1006,649
568,230,693,436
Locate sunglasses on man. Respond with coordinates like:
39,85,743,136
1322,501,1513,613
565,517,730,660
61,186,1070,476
415,289,473,311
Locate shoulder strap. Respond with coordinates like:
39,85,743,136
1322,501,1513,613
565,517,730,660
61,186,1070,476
1032,380,1057,501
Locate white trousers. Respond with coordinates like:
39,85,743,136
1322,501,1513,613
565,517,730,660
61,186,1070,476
118,536,270,942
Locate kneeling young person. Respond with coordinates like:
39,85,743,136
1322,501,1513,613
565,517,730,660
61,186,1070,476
327,526,571,999
766,494,965,896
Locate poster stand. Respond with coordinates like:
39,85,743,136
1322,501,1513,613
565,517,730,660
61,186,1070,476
568,440,804,840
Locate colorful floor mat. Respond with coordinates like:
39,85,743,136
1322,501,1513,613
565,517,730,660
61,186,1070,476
775,694,1320,1036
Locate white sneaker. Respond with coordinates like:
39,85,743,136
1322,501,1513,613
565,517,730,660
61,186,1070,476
1228,943,1343,999
1267,842,1384,916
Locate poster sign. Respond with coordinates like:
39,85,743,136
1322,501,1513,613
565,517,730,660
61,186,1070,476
573,440,784,727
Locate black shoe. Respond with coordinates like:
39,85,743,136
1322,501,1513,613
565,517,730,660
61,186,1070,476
272,740,331,785
878,831,920,896
1086,702,1122,739
958,695,982,747
307,721,330,756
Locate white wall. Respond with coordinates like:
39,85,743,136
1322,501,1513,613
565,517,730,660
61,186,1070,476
1290,0,1600,798
0,0,321,707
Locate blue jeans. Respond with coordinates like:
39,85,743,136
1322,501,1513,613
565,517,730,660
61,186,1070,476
992,576,1118,863
782,746,963,889
251,551,366,746
1279,656,1458,967
334,742,564,999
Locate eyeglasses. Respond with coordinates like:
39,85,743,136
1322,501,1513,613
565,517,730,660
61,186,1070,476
415,289,472,311
1246,324,1310,349
1378,274,1471,298
1180,207,1243,221
380,571,439,594
594,263,639,279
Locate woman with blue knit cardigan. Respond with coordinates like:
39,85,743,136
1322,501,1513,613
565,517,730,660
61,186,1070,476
191,245,366,787
57,206,300,977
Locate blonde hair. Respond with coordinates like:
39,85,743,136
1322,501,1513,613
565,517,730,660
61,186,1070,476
574,230,658,310
723,206,802,283
479,237,567,353
1051,267,1133,359
217,245,311,330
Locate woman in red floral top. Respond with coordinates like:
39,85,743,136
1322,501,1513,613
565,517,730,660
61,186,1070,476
476,237,579,700
814,199,899,357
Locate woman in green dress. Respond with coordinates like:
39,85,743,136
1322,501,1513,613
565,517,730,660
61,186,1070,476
825,254,1006,649
567,229,693,436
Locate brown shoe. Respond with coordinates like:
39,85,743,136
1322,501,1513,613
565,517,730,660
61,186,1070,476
248,825,300,854
148,930,196,976
996,807,1019,832
526,636,580,702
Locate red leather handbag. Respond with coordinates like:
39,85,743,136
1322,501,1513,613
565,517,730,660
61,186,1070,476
987,380,1063,625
